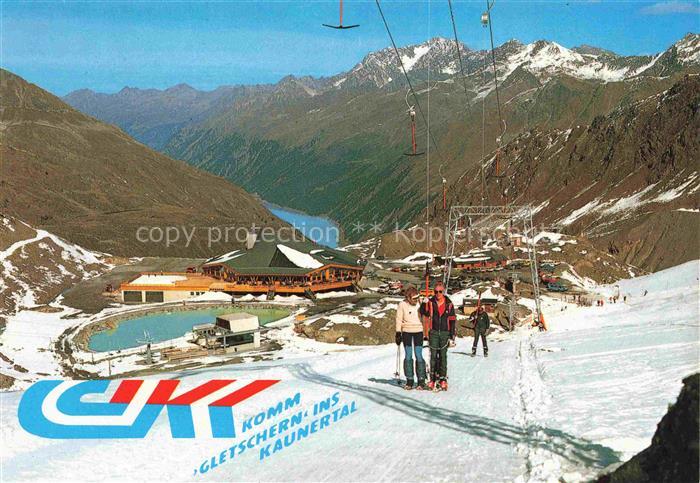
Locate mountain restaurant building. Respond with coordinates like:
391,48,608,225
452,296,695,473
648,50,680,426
200,238,365,297
119,237,365,301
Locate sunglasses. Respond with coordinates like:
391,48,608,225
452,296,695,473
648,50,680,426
435,290,444,293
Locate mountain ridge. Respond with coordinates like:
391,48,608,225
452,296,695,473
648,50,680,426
1,69,283,257
65,33,699,100
59,34,699,269
431,75,700,271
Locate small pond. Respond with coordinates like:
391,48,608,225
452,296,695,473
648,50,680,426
88,307,290,352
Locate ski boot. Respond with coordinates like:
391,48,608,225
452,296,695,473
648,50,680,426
439,379,448,391
471,349,476,357
403,380,414,390
428,380,436,391
484,350,489,358
416,380,427,391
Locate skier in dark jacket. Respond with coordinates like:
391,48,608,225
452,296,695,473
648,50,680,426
470,305,490,357
419,281,456,390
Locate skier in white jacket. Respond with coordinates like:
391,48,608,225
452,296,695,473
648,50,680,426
395,285,427,390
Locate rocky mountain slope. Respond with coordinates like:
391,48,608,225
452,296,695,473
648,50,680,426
0,215,116,388
436,75,699,272
0,69,283,258
0,216,112,319
62,34,700,268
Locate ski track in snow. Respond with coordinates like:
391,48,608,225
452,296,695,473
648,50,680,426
1,262,698,481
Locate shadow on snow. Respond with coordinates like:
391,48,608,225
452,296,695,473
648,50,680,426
290,362,620,470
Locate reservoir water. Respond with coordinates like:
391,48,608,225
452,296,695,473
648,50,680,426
264,202,339,248
88,307,290,352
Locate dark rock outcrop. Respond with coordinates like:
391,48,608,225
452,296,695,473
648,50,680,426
598,373,699,483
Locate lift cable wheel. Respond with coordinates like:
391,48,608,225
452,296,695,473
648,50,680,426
323,0,360,29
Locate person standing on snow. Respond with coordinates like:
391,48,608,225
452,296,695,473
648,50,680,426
470,305,490,357
419,281,456,390
395,285,427,390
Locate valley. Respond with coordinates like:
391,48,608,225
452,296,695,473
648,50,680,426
1,9,698,481
63,34,700,272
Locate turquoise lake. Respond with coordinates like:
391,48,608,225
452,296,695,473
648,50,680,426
88,307,290,352
264,202,339,248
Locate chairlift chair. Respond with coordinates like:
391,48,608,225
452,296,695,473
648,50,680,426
481,12,489,27
492,148,506,179
404,107,425,157
323,0,360,29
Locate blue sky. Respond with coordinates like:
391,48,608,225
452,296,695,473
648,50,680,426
2,1,698,95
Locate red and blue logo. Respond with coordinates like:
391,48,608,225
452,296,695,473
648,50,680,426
18,379,279,439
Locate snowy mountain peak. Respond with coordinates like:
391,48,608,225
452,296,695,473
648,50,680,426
423,36,463,50
572,44,619,58
674,33,700,64
492,35,699,83
529,40,585,64
331,36,471,88
332,34,700,90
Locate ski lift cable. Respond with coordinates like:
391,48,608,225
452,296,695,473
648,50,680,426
442,0,473,214
375,0,442,159
439,164,448,210
485,0,507,143
480,52,489,203
483,0,507,182
426,0,431,226
446,0,471,101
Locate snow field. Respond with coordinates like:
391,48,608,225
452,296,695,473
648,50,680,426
1,261,698,481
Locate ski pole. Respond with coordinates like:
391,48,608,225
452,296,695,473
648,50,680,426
394,344,401,381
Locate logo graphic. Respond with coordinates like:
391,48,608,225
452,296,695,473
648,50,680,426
19,379,279,439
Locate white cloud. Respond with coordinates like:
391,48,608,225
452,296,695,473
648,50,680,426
640,1,700,15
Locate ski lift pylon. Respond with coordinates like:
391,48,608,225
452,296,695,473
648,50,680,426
323,0,360,29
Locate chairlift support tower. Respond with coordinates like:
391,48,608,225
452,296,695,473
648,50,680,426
442,205,543,326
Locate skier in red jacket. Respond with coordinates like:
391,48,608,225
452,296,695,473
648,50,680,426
419,281,456,391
